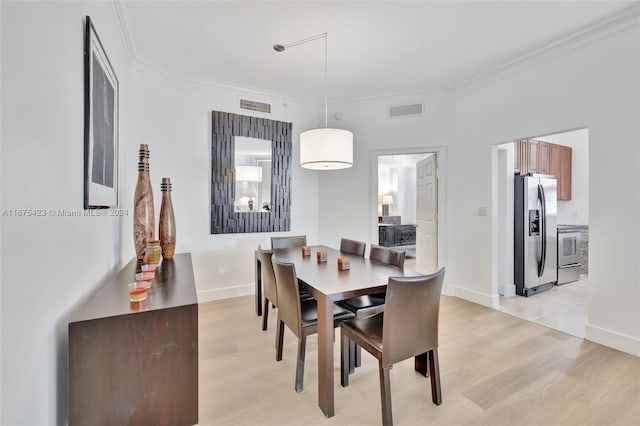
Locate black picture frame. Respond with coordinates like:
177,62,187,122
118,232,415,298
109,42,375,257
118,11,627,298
210,111,292,234
84,16,119,209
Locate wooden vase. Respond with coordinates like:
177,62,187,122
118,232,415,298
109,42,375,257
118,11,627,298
159,177,176,259
133,144,155,262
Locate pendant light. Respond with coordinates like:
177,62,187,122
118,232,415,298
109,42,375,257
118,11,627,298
274,33,353,170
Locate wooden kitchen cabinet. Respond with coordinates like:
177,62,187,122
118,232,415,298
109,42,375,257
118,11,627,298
538,141,550,174
516,140,571,200
514,140,528,175
527,139,539,173
559,146,572,200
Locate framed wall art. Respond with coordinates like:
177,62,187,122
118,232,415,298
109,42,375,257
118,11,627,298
84,16,119,209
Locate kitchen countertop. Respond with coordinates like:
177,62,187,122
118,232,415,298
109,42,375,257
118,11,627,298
557,224,588,230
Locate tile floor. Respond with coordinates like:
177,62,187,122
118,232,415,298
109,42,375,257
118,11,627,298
405,258,588,338
498,276,588,338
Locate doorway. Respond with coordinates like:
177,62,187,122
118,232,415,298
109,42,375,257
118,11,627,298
371,147,447,287
492,128,589,338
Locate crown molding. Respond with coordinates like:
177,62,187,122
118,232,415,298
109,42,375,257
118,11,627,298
110,1,640,104
456,2,640,91
111,0,136,66
330,84,456,105
110,0,318,105
135,54,319,106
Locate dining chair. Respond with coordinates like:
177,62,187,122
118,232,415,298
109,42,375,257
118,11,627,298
271,235,307,249
340,268,446,426
256,245,313,333
340,238,366,257
369,244,406,268
338,244,406,371
272,259,355,393
255,246,279,332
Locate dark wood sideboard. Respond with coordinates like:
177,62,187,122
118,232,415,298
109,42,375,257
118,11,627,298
68,253,198,426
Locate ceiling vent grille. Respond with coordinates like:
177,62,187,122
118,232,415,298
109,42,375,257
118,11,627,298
389,103,423,118
240,99,271,114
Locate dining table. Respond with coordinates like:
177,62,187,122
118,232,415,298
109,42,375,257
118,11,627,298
268,245,422,418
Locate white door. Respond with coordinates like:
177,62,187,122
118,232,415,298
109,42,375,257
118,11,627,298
416,155,438,274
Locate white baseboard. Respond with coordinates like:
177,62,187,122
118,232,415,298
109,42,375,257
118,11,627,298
198,283,254,303
585,323,640,357
500,284,516,297
453,285,499,309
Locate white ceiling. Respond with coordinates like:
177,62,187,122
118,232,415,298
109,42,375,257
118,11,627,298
121,1,635,102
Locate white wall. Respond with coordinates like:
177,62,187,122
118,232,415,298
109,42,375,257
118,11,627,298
320,92,456,249
324,20,639,356
130,73,320,301
537,128,589,225
0,2,3,421
1,3,321,425
1,2,133,424
455,23,639,354
495,143,515,297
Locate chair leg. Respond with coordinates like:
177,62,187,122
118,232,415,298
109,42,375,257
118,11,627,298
379,360,393,426
295,336,307,393
262,298,270,331
341,332,350,387
276,319,284,361
414,352,430,377
428,349,442,405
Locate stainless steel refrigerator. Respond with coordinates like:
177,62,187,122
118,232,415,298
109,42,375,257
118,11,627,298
514,174,558,296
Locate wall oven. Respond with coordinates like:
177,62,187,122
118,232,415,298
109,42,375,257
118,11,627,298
557,229,581,284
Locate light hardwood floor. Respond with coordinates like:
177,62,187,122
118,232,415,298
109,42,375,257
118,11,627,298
198,295,640,425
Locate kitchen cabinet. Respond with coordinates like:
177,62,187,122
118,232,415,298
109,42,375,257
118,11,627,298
538,141,550,174
559,146,572,200
516,140,571,200
527,139,539,173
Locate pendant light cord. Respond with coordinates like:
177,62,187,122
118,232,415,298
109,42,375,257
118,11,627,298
324,33,328,128
274,32,329,128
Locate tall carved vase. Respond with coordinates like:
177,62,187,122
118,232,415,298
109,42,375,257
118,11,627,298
133,144,155,262
159,177,176,259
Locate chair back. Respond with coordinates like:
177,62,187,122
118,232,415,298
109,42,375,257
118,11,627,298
369,244,406,268
271,235,307,249
340,238,366,257
256,246,277,305
272,260,303,338
382,268,445,366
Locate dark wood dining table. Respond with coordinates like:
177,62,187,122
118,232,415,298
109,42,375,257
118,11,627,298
266,245,421,418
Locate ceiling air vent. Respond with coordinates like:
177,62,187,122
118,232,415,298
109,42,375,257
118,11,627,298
389,103,423,118
240,99,271,114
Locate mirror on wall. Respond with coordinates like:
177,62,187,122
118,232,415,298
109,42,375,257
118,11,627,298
210,111,292,234
234,137,272,212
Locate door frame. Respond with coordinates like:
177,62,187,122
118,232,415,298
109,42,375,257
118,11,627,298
369,145,449,294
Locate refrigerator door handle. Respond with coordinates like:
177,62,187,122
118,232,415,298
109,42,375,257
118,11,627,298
537,183,546,277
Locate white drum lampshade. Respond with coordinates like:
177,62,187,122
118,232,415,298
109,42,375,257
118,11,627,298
300,128,353,170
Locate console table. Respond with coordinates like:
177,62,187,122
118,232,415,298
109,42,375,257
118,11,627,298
68,253,198,426
379,224,416,247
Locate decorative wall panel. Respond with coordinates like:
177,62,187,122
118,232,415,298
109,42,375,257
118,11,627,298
210,111,292,234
